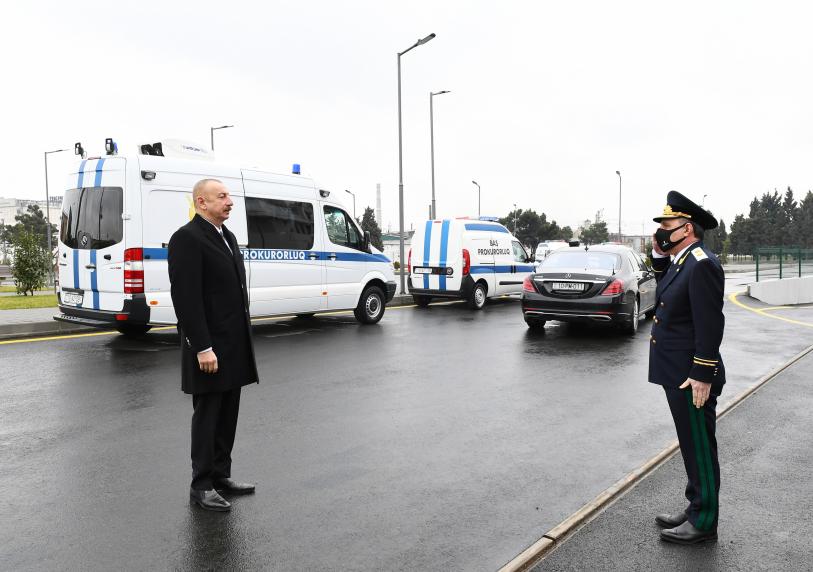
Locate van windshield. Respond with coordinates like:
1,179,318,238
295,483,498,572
60,187,123,249
540,250,620,271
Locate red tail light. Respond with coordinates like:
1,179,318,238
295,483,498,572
462,249,471,276
124,248,144,294
600,278,624,296
407,248,412,274
523,275,536,293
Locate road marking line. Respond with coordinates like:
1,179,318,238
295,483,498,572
0,299,468,345
499,342,813,571
728,291,813,328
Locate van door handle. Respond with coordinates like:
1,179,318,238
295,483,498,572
327,254,337,261
103,254,111,260
85,264,96,270
308,253,319,260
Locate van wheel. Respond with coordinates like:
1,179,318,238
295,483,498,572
413,295,431,307
116,324,152,337
354,286,385,324
468,282,487,310
525,318,546,330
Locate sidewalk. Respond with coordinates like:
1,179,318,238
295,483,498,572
0,294,418,340
532,349,813,571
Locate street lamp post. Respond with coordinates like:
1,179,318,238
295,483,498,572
471,180,481,218
210,125,234,151
345,189,356,219
397,32,436,293
513,203,518,233
429,90,450,220
615,170,622,242
44,148,69,287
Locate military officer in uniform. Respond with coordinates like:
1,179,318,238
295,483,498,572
168,178,259,512
648,191,725,544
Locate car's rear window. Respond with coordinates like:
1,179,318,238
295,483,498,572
540,250,621,271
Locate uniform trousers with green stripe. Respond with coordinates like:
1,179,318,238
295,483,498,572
663,386,720,531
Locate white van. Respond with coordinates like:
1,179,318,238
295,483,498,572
534,240,568,261
55,139,396,336
407,219,534,309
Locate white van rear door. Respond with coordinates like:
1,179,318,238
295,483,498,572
58,158,126,312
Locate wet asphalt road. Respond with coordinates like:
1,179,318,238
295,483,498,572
1,276,810,571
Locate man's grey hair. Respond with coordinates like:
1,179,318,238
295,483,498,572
192,178,223,202
679,217,704,240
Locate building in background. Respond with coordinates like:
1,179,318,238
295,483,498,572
0,196,62,232
381,230,414,266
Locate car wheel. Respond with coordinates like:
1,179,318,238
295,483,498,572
115,323,152,337
622,298,639,335
354,286,386,324
413,295,431,307
468,282,487,310
525,318,546,330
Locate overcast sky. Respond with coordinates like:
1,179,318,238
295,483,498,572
2,1,812,235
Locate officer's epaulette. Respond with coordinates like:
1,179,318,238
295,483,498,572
691,247,708,261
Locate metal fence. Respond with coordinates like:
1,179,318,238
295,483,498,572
754,247,813,282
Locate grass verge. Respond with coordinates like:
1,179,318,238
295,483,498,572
0,294,58,310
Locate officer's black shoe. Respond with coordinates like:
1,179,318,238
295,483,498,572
655,511,688,528
214,478,256,495
190,488,231,512
660,520,717,544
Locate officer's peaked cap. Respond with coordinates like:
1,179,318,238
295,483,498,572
653,191,718,230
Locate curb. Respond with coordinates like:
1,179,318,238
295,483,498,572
0,295,420,342
498,343,813,572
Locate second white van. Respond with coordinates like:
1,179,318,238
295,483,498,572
407,219,535,309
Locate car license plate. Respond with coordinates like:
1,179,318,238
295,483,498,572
414,267,431,274
551,282,584,291
62,290,84,306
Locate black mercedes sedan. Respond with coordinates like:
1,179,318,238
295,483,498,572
521,244,657,334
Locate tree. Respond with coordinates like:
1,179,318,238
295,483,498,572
558,226,574,241
359,206,383,250
579,211,609,245
13,204,56,252
11,230,48,295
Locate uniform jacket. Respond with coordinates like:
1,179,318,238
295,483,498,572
648,241,725,393
168,214,259,395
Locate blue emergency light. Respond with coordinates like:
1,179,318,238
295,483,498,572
292,163,301,175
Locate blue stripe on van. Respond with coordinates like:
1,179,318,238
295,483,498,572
142,248,392,264
438,220,450,290
77,160,88,188
422,220,433,289
464,223,509,233
90,250,99,309
94,158,105,186
72,249,79,289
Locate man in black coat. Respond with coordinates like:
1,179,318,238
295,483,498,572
168,178,259,512
648,191,725,544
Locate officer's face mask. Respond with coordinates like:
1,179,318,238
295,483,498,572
655,222,689,252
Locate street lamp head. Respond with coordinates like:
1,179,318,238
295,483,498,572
472,180,478,185
616,170,621,176
417,33,436,45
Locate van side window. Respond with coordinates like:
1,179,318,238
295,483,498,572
324,206,363,250
59,187,123,249
511,241,528,263
246,197,314,250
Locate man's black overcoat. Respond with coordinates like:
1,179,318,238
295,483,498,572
168,214,259,395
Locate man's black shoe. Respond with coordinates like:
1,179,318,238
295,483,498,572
190,488,231,512
214,478,256,495
660,520,717,544
655,511,688,528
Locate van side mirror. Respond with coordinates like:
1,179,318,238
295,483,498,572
364,230,372,252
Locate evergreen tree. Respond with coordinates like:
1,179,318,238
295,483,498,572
359,207,383,250
13,204,56,252
11,230,48,295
